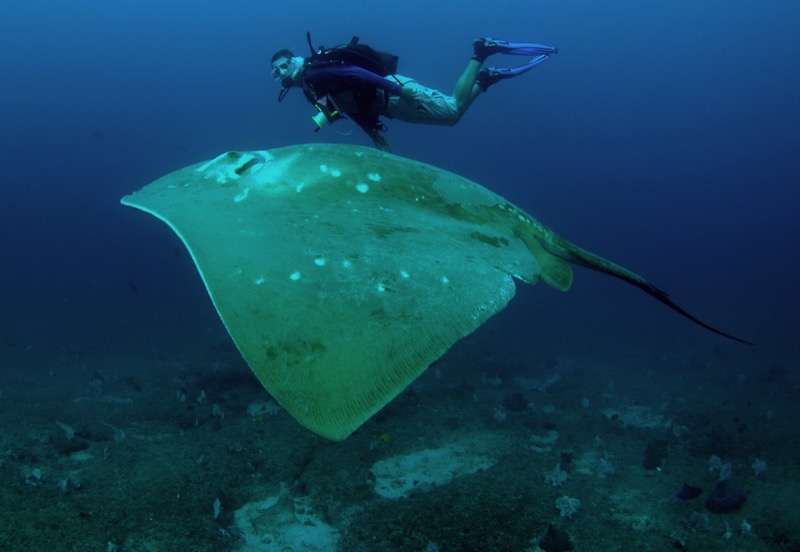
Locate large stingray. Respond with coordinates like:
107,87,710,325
121,144,749,440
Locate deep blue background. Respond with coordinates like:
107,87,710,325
1,1,798,363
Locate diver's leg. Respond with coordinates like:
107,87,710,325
470,37,558,94
451,38,499,114
453,59,483,114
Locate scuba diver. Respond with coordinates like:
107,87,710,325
270,34,557,152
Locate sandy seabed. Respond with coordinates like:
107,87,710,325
1,328,797,552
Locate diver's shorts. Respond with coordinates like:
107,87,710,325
384,75,460,126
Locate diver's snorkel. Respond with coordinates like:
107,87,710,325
277,79,292,102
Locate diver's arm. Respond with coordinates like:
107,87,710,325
305,65,403,96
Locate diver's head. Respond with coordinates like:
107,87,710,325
270,49,304,86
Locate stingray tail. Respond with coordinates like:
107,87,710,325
545,233,753,345
630,279,752,345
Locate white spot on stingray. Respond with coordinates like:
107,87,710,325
342,260,352,268
441,276,450,284
314,257,327,266
289,271,301,281
355,151,364,157
254,276,266,285
330,169,341,177
356,183,369,194
367,173,381,182
234,188,250,202
295,182,305,192
319,164,328,173
400,271,410,279
376,283,386,293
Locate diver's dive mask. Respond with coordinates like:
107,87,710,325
273,56,303,102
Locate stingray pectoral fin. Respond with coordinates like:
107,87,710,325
533,227,753,345
121,145,539,440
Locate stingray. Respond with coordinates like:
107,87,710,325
121,144,749,440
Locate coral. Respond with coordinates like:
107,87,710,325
554,496,581,518
544,463,568,486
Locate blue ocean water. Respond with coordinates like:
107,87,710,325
1,1,799,550
2,0,798,351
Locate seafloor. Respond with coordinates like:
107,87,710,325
1,313,797,552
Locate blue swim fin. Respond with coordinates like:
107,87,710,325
477,54,551,92
473,37,558,62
